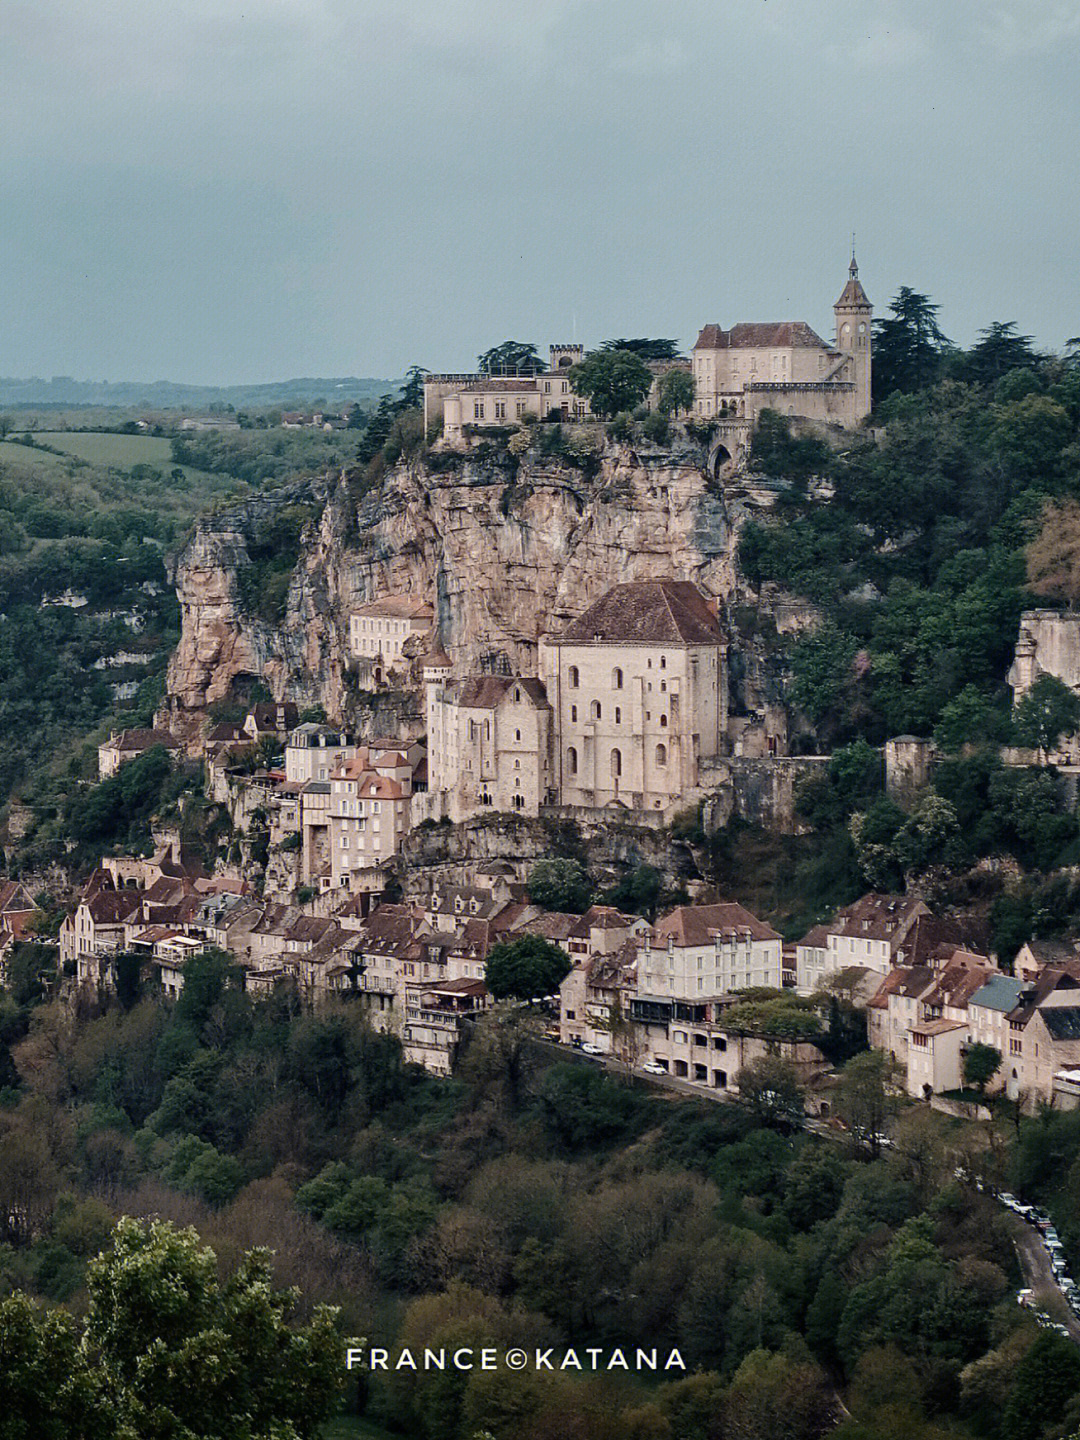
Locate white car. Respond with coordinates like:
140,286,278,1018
579,1043,604,1056
641,1062,667,1076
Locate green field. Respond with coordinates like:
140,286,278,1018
38,430,199,469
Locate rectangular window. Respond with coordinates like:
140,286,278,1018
515,400,526,417
473,402,485,419
494,401,506,420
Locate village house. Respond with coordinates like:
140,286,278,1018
640,903,783,998
557,907,650,1051
98,727,181,779
1001,963,1080,1105
348,597,435,686
0,882,42,981
327,744,415,893
284,723,358,783
538,579,728,817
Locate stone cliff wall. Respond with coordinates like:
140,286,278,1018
165,437,739,731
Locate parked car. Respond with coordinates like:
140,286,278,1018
579,1042,604,1056
641,1062,667,1076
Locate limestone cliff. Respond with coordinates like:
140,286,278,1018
165,435,742,731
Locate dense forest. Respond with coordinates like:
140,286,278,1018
5,947,1080,1439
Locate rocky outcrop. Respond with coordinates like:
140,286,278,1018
165,435,742,729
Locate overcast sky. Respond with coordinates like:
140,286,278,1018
1,0,1077,384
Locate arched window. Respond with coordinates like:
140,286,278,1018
610,748,622,778
567,746,578,775
590,700,601,721
515,729,521,741
568,666,580,689
570,704,578,722
660,655,666,670
612,667,623,690
614,706,621,724
656,743,667,766
660,714,668,728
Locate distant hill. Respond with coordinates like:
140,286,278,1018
0,374,401,409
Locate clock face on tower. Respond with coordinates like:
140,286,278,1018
842,323,851,335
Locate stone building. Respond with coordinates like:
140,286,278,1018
349,596,435,686
417,673,552,823
538,579,727,817
641,903,784,997
423,345,588,440
692,255,872,432
284,723,357,784
1008,610,1080,703
327,744,415,893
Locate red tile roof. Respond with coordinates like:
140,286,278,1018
651,903,780,948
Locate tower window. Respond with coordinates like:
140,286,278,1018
612,667,623,690
610,748,622,779
567,747,578,775
568,665,579,688
656,743,667,766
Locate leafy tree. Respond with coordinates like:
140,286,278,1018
526,857,592,913
0,1293,113,1439
601,863,667,921
567,349,653,419
737,1055,806,1130
1013,673,1080,755
83,1217,344,1439
600,338,680,360
478,341,544,376
871,287,951,400
932,683,1005,752
837,1049,898,1155
656,368,696,416
962,1042,1002,1096
1001,1330,1080,1440
484,935,571,1001
787,623,861,732
750,408,831,484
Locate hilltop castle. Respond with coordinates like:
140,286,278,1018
423,256,872,442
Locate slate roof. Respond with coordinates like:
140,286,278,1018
558,580,723,646
693,321,832,352
1041,1007,1080,1042
969,975,1025,1013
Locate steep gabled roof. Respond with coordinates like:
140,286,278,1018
450,676,548,710
650,902,780,948
1041,1007,1080,1042
557,580,723,647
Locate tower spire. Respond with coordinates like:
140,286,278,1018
850,232,858,278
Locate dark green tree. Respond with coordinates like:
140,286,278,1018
478,341,544,376
526,857,592,913
961,321,1041,386
484,935,571,1001
600,338,680,360
1002,1331,1080,1440
397,364,429,411
871,287,952,400
962,1042,1002,1096
656,368,696,416
567,349,653,419
1013,673,1080,756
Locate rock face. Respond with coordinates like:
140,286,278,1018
165,436,740,728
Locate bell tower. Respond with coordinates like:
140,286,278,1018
834,247,872,420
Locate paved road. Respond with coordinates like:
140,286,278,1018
1011,1219,1080,1341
